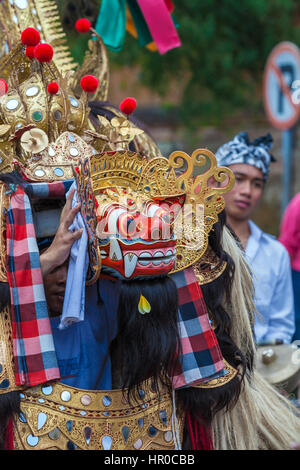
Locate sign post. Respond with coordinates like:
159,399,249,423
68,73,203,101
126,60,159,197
263,42,300,213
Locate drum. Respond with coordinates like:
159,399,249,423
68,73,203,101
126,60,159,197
256,344,300,393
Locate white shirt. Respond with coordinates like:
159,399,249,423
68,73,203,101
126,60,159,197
245,220,295,344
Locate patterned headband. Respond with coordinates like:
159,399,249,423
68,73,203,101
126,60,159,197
215,132,276,181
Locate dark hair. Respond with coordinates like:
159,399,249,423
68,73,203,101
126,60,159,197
0,170,27,190
0,392,20,449
110,275,181,403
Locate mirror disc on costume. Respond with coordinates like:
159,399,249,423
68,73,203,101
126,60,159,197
48,146,55,157
101,435,113,450
134,439,143,449
67,440,77,450
0,379,10,388
27,434,39,447
26,86,39,97
68,133,75,142
81,394,92,406
15,0,28,8
34,169,45,177
37,412,47,430
54,168,64,177
69,97,79,108
19,412,27,423
6,99,19,110
102,395,112,406
41,385,53,395
69,147,79,157
66,420,73,432
121,426,130,443
138,418,144,429
159,410,168,425
164,431,173,442
48,428,60,440
53,110,62,121
32,111,43,122
84,427,92,445
61,390,71,402
148,425,158,437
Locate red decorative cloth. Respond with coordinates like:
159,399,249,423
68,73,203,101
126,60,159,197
5,184,62,386
186,412,214,450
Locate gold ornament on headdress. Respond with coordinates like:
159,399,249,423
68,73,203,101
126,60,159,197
0,0,110,100
193,245,227,285
167,148,235,273
0,0,76,74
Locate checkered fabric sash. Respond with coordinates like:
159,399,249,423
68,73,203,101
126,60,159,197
171,267,225,389
5,184,64,387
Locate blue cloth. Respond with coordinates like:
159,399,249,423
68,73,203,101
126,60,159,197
292,270,300,341
215,132,276,181
59,183,89,329
51,279,120,390
245,220,295,344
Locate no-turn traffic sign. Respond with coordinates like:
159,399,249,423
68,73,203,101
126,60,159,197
263,42,300,130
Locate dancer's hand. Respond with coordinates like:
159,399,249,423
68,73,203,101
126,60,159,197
40,188,83,277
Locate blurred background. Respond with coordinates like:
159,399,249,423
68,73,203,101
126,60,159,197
57,0,300,236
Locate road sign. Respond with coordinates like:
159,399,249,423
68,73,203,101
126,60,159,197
263,42,300,131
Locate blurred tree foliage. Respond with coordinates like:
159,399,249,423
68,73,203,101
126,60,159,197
58,0,300,128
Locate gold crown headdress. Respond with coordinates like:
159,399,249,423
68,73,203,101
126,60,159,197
0,0,163,177
0,21,158,180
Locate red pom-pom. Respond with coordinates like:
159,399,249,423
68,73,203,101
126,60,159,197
25,46,35,59
47,82,59,95
34,43,54,63
80,75,99,93
0,79,8,96
21,27,41,47
75,18,91,33
120,97,137,115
